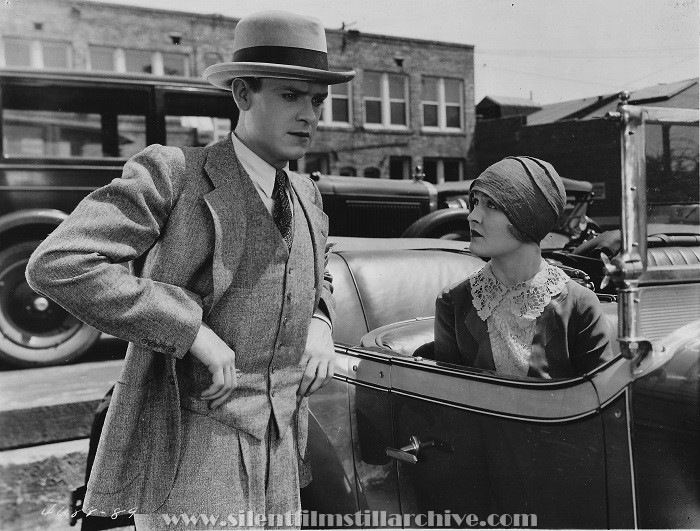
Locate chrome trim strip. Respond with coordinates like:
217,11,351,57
0,186,99,192
641,267,700,284
591,357,633,406
641,106,699,124
391,362,599,419
390,388,600,423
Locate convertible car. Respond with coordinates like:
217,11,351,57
73,96,699,529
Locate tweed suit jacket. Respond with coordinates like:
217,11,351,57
25,137,335,514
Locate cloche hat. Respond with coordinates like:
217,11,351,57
204,10,356,89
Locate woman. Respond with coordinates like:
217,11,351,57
434,156,611,378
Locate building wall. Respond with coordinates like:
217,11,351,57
0,0,477,180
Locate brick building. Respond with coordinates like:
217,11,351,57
0,0,477,181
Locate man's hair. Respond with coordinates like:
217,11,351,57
233,77,262,92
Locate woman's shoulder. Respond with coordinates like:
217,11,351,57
437,269,481,304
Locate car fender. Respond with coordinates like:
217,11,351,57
401,208,470,239
0,209,68,245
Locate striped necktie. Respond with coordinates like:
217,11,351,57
272,169,293,250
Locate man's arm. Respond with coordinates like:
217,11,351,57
25,145,202,358
297,184,336,397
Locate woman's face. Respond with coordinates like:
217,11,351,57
467,190,523,258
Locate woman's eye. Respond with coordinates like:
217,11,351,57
471,197,479,206
486,199,498,210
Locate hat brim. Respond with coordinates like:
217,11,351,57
204,62,355,89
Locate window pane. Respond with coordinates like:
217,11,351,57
444,79,462,103
443,159,462,181
390,157,409,180
331,98,349,122
163,53,187,76
390,102,406,125
365,100,382,124
422,76,438,101
43,42,69,68
422,159,438,184
339,166,356,176
364,167,380,178
3,110,102,157
423,104,438,127
388,74,405,99
364,72,381,98
90,46,114,71
125,49,152,73
117,115,147,157
167,115,226,147
306,153,329,174
446,105,461,128
4,38,31,67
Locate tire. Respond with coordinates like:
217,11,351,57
0,241,100,368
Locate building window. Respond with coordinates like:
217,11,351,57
163,53,188,76
339,166,356,176
363,71,408,128
320,81,351,125
3,37,32,67
42,41,70,69
125,49,153,74
423,157,464,184
305,153,330,174
389,156,411,180
422,77,463,130
364,167,381,178
90,45,116,71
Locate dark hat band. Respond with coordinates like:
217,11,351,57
233,46,329,71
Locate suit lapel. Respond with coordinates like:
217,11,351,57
289,174,328,293
202,138,248,313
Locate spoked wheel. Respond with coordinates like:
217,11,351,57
0,241,100,368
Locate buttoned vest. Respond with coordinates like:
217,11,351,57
177,174,316,440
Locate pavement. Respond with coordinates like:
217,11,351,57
0,355,123,530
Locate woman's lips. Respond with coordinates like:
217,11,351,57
470,229,483,237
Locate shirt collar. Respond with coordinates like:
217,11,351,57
230,133,289,198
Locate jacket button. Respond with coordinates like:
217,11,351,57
140,338,148,345
167,346,176,354
169,377,175,385
270,389,276,397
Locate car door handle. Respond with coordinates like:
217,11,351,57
386,435,434,464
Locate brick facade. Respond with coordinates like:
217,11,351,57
0,0,477,180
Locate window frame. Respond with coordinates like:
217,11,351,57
421,76,464,132
319,80,353,127
363,71,409,130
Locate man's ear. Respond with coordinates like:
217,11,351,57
231,78,253,111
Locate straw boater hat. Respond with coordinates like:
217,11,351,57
204,10,356,89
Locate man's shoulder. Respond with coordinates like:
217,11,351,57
289,170,320,198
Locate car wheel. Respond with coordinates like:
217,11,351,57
0,241,100,368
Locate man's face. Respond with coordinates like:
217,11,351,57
238,78,328,169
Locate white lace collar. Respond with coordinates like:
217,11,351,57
469,261,569,322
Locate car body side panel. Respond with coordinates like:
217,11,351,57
631,335,700,528
391,391,608,528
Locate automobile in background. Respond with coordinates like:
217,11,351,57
0,68,598,368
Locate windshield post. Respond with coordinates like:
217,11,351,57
605,92,652,369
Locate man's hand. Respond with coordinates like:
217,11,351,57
297,318,335,397
189,324,237,409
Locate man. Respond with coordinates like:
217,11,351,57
25,10,355,529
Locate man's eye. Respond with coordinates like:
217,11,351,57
283,93,297,101
312,98,325,107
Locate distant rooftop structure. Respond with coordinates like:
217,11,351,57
476,95,542,120
526,78,698,125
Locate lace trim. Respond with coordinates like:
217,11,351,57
469,262,569,322
469,262,569,377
